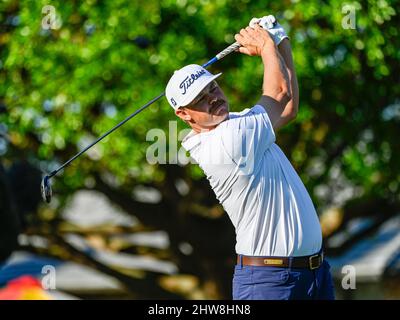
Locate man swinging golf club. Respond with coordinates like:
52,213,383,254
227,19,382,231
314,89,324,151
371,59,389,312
166,16,335,300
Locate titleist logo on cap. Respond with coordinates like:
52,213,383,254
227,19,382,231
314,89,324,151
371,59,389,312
179,69,206,95
165,64,222,110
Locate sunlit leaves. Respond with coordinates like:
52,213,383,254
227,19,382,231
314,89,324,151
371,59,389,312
1,0,399,208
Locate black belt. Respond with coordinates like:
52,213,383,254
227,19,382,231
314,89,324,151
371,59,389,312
237,252,324,270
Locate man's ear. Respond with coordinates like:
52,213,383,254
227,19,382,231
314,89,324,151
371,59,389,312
175,108,191,121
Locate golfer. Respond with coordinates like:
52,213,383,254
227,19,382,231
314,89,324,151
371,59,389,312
165,16,335,300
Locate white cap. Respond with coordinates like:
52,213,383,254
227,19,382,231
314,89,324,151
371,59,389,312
165,64,222,110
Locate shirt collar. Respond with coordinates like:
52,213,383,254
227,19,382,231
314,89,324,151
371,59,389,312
181,117,230,151
181,129,201,151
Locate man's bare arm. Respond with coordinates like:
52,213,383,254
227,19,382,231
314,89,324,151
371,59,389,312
235,25,292,129
257,37,298,130
277,38,299,124
261,43,291,103
257,43,294,130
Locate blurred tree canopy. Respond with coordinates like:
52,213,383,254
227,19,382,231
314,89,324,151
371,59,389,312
0,0,399,298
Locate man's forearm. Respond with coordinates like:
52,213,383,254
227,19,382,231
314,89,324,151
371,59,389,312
261,43,291,104
277,39,299,116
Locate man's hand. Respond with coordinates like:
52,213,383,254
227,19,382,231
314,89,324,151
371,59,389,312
244,15,298,130
234,25,275,57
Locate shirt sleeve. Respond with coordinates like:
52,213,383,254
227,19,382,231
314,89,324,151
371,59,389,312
220,105,276,174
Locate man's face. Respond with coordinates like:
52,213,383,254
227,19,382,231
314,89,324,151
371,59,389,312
175,81,229,131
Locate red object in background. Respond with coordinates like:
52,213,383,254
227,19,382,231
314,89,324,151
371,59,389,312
0,275,52,300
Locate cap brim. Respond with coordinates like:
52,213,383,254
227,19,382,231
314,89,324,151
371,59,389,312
179,72,222,108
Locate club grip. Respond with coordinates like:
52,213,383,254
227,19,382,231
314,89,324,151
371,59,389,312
216,42,241,60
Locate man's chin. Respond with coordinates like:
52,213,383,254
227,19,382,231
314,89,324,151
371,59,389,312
214,112,229,125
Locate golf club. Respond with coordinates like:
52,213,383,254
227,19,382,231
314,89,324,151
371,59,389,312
41,41,241,203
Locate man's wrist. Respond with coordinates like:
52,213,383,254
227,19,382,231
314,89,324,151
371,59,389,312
260,42,276,57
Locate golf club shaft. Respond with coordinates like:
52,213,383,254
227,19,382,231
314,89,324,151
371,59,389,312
48,92,165,178
48,41,241,179
203,42,240,68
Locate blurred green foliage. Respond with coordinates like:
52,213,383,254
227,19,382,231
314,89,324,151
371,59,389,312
1,0,399,208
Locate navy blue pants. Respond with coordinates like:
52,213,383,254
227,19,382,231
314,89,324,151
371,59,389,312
233,257,335,300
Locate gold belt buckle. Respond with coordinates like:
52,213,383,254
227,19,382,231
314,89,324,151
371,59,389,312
263,259,284,266
309,254,321,270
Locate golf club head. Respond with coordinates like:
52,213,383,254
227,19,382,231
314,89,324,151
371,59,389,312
41,175,52,203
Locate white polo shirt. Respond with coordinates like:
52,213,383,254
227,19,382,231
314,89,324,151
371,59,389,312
181,105,322,257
